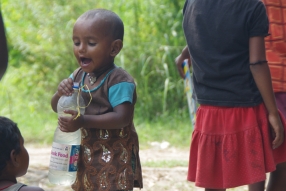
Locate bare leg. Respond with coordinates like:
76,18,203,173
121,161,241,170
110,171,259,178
248,181,265,191
205,189,226,191
266,162,286,191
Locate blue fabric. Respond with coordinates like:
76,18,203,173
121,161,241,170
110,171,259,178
69,73,74,80
69,68,135,108
69,68,115,93
109,82,135,108
80,69,115,93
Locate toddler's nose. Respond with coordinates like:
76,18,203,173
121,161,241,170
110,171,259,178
79,44,86,53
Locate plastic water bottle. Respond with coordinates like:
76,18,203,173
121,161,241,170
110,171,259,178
48,82,85,185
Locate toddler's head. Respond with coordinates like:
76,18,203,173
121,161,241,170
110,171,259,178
72,9,124,74
0,117,29,179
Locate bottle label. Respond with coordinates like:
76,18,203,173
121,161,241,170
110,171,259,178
49,142,80,172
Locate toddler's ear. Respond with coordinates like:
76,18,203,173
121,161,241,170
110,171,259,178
110,39,123,57
10,149,19,167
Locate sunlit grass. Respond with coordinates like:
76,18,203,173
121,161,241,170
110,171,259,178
142,160,189,168
136,116,193,149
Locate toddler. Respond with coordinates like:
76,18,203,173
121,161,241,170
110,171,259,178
51,9,143,191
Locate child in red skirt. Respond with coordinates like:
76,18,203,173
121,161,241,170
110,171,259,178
175,0,286,190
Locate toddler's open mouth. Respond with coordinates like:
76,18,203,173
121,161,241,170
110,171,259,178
80,57,92,66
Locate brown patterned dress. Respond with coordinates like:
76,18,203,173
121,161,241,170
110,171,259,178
71,67,143,191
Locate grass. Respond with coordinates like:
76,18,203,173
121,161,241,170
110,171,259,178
136,117,193,149
142,160,189,168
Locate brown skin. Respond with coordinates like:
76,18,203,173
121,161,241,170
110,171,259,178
58,103,133,132
51,15,131,133
265,162,286,191
175,45,191,78
248,36,286,191
249,36,284,149
0,137,44,191
175,37,285,191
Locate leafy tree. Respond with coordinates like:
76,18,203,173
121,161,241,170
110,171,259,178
0,0,189,142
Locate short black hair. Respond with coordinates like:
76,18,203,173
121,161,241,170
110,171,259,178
0,116,21,175
78,9,124,41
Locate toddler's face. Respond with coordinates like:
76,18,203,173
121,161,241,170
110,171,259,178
72,17,114,73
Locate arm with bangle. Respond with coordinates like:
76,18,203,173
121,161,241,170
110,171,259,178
249,36,284,149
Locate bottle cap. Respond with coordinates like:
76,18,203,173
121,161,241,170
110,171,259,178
181,59,188,68
73,82,79,89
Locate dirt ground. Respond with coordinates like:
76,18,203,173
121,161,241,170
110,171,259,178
19,144,251,191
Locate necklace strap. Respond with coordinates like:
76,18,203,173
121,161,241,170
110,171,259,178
87,64,116,85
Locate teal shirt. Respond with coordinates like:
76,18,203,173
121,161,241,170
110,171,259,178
69,70,135,108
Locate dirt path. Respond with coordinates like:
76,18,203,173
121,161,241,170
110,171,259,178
19,145,250,191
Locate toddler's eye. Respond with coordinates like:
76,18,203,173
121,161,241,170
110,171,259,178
88,42,96,46
74,42,80,46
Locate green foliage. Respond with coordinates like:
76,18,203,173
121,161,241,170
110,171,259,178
136,116,192,149
0,0,190,145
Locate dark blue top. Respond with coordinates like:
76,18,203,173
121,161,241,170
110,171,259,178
183,0,269,106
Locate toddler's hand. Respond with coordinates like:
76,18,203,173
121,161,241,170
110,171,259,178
58,110,84,132
57,78,74,97
269,112,284,149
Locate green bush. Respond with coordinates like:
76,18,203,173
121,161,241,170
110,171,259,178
1,0,192,146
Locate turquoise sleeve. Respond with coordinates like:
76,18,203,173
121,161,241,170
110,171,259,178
109,82,135,108
69,73,74,80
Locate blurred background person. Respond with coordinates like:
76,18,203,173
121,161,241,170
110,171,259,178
0,6,8,80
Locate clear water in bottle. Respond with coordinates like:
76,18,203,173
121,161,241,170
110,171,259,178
48,82,85,185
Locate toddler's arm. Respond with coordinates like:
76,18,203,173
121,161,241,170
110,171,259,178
83,102,133,129
58,102,133,132
58,77,135,132
51,78,74,112
249,36,284,149
175,45,191,78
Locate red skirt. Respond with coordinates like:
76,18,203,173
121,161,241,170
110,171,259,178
187,103,286,189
